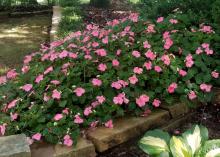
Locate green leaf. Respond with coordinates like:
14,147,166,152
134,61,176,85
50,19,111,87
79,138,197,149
139,129,171,156
198,140,220,157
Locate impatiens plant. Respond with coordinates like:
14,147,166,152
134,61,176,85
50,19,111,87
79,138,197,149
0,13,220,146
139,125,220,157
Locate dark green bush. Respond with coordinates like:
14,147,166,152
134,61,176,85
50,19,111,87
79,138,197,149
90,0,110,8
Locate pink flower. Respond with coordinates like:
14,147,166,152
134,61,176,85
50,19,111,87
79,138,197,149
145,50,156,60
59,50,69,58
54,114,63,121
200,25,213,33
113,96,124,105
74,115,84,124
52,89,61,100
98,63,107,72
95,49,107,57
212,71,219,78
136,94,150,107
0,124,6,136
105,120,113,128
116,49,121,56
163,31,170,39
92,30,99,37
167,83,178,94
21,65,30,74
196,47,203,54
185,54,194,68
7,69,18,79
161,55,170,65
132,51,141,58
102,36,108,44
44,66,53,75
188,91,197,100
129,13,139,22
96,96,106,104
23,55,32,64
205,48,214,55
179,70,187,77
111,81,122,89
62,108,69,115
69,52,78,59
164,38,173,50
90,121,99,128
63,135,73,147
202,43,209,49
143,41,151,49
169,19,178,24
153,99,161,107
144,61,152,70
10,113,18,121
35,74,44,84
51,80,60,85
32,133,41,141
112,59,120,67
200,83,212,92
92,78,102,86
133,67,143,74
84,107,92,116
7,99,18,109
74,87,85,97
0,76,7,85
129,75,138,85
22,84,33,92
154,66,162,73
157,17,164,23
43,93,50,102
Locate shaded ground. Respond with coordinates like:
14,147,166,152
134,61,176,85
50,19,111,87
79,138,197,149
98,104,220,157
0,14,51,74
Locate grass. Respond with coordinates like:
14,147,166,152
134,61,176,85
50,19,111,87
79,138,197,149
0,15,51,74
129,0,140,4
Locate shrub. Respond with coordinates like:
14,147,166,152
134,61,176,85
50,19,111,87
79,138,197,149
90,0,110,8
0,13,219,146
139,125,220,156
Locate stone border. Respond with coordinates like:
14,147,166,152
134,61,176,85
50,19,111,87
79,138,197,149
50,6,62,42
9,9,52,17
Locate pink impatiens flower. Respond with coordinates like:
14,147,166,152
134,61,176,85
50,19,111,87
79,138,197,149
105,120,113,128
169,19,178,24
113,93,129,105
133,67,143,74
0,124,6,136
63,135,73,147
10,112,18,121
185,54,194,68
136,94,150,107
98,63,107,72
145,50,156,60
22,65,30,74
84,107,92,116
161,55,170,65
0,76,7,85
21,84,33,92
7,99,19,109
112,59,120,67
74,115,84,124
143,41,151,49
154,66,162,73
50,80,60,85
74,87,85,97
188,91,197,100
95,49,107,57
44,66,53,75
32,133,42,141
153,99,161,107
179,69,187,77
144,61,152,70
164,38,173,50
52,89,61,100
54,114,63,121
132,50,141,58
167,83,178,94
92,78,102,87
7,69,18,79
96,96,106,104
212,71,219,78
35,74,44,84
200,83,212,92
157,17,164,23
129,75,138,85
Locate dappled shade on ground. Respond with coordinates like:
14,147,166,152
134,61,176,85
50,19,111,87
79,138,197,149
0,14,51,74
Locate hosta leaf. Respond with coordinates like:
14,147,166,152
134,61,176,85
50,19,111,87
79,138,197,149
139,129,170,156
182,125,208,155
198,140,220,157
170,136,192,157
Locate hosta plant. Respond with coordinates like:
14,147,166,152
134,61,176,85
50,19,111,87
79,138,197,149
0,12,219,146
139,125,220,157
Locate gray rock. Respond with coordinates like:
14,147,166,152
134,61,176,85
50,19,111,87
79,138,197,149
0,134,31,157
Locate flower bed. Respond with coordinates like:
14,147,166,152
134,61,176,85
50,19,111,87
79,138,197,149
0,13,219,147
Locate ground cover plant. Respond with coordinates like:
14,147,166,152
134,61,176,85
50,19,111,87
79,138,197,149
0,13,219,147
139,125,220,157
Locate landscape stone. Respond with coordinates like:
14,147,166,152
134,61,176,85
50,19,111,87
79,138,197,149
87,109,170,152
0,134,31,157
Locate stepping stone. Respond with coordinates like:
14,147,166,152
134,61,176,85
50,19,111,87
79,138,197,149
87,109,170,152
30,137,96,157
0,134,31,157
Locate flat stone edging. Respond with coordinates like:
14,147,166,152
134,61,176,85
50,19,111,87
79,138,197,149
9,10,52,17
50,6,62,42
